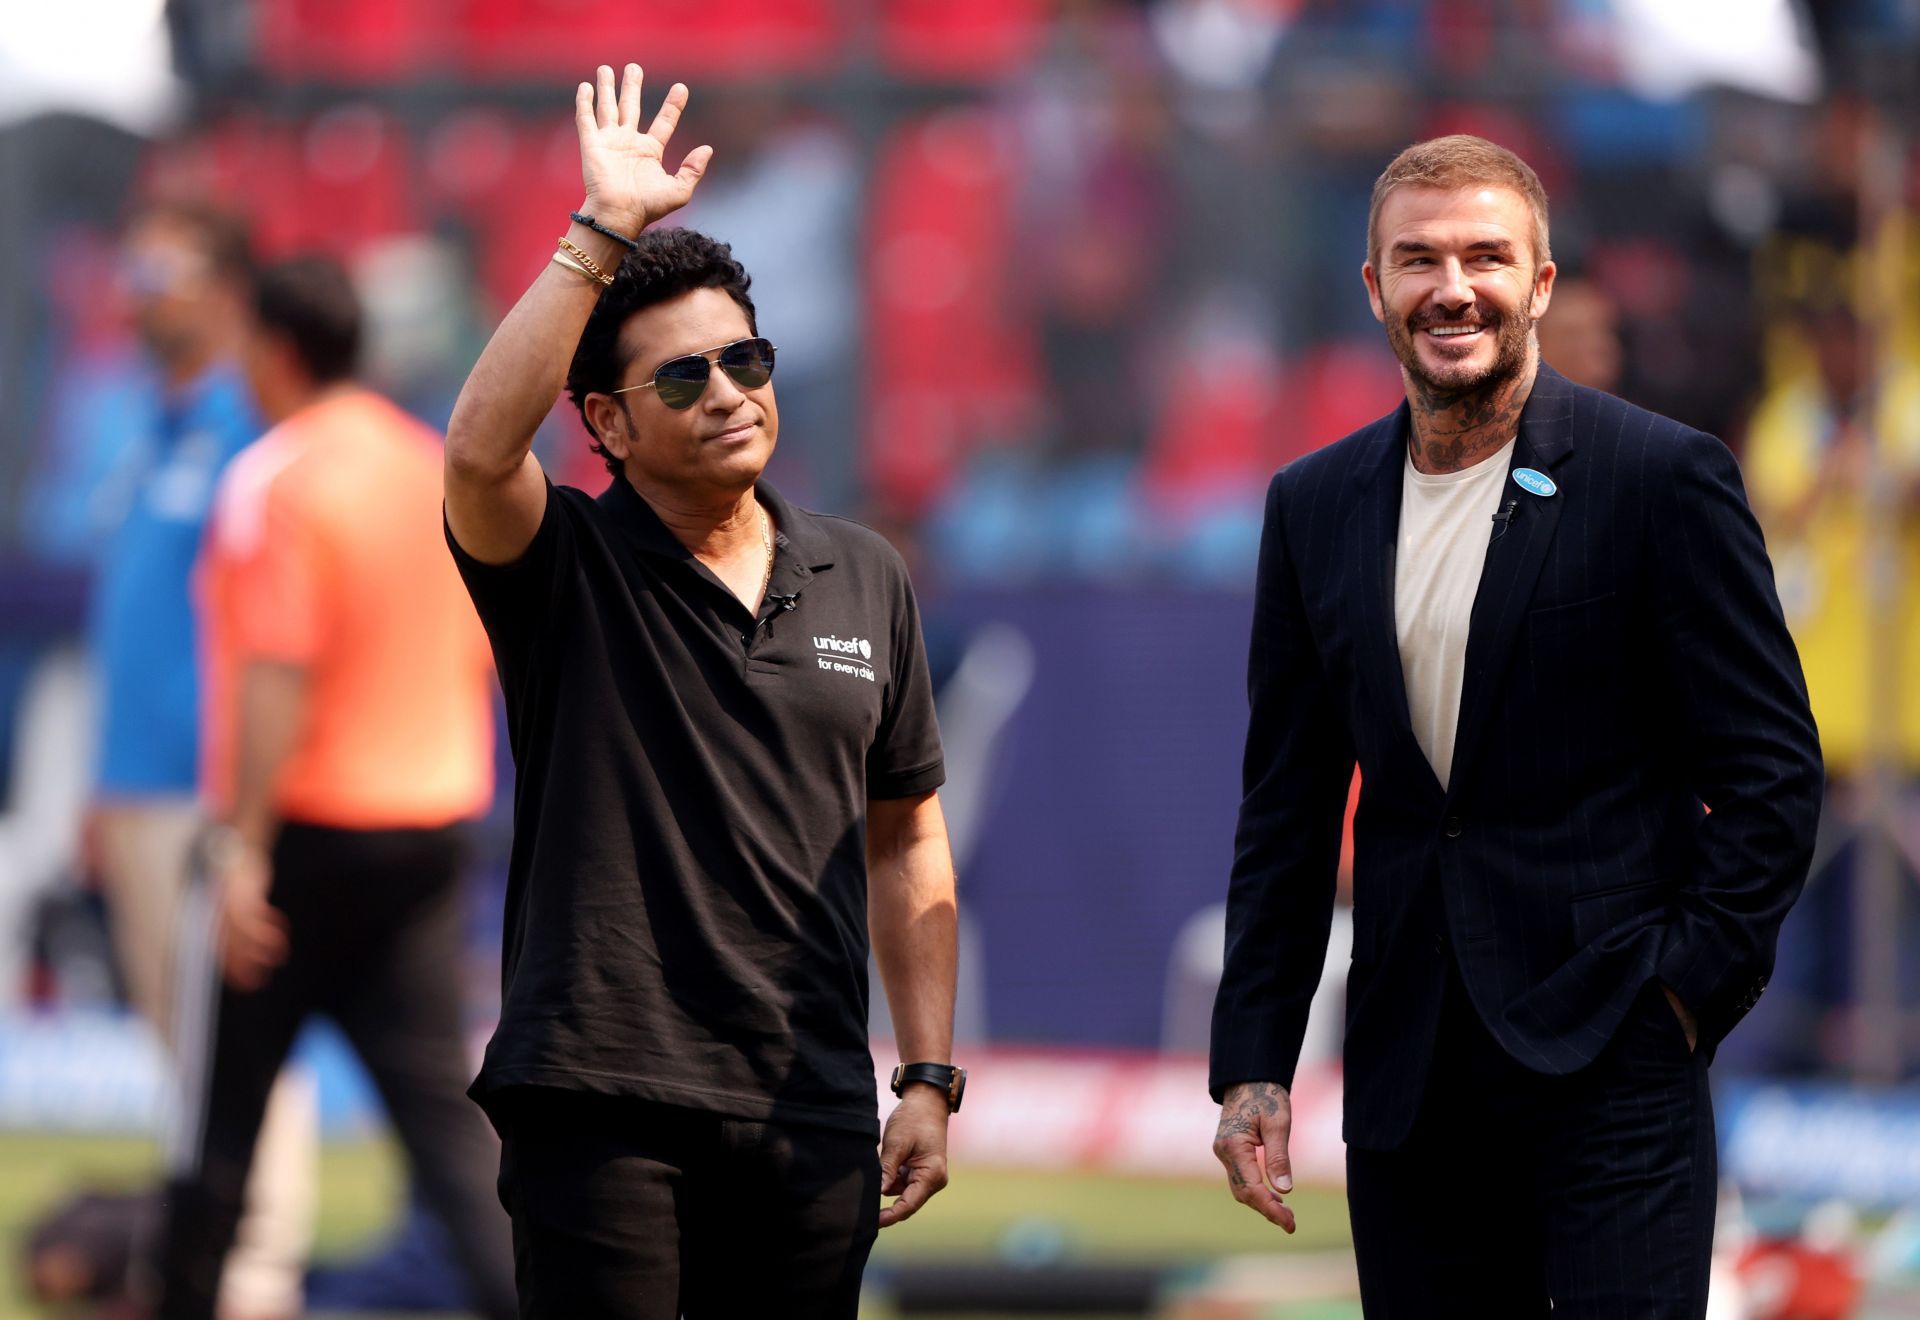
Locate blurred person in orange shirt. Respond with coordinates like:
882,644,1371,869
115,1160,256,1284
155,256,515,1320
70,201,317,1319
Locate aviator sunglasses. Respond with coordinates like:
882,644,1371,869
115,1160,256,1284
609,337,778,411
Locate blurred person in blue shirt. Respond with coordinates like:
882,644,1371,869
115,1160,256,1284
92,283,257,797
82,201,317,1320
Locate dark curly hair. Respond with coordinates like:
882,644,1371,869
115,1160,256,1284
565,228,757,474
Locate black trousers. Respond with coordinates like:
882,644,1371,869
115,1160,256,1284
157,822,517,1320
495,1088,880,1319
1347,964,1716,1319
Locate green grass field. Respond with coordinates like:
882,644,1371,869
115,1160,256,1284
0,1131,1351,1319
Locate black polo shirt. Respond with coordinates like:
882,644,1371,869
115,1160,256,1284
447,475,945,1136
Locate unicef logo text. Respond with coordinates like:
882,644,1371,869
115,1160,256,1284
814,635,872,660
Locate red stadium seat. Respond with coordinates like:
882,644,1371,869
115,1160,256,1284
254,0,449,79
1281,341,1404,467
863,111,1039,516
420,115,584,314
142,120,312,258
292,107,417,253
457,0,843,77
878,0,1045,78
429,113,670,488
163,112,414,261
1140,340,1400,516
1140,335,1283,514
137,122,286,249
1421,104,1566,202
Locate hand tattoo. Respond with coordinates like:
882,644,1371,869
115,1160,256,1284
1222,1081,1288,1120
1214,1081,1295,1220
1215,1081,1289,1146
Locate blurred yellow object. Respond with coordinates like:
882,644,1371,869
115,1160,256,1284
1746,359,1920,774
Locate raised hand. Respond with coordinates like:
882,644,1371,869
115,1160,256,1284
574,63,713,239
1212,1081,1297,1232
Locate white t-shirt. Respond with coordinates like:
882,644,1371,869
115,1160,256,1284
1393,438,1517,790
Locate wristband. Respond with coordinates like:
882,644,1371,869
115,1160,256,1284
891,1062,966,1113
569,210,641,251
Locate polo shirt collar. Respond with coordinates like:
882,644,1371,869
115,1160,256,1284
756,480,835,572
599,475,837,576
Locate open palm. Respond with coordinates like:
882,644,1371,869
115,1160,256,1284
575,63,712,237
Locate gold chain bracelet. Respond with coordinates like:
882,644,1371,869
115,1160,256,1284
556,237,615,285
551,250,612,287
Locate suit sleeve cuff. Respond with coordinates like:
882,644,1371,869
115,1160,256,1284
1657,935,1764,1049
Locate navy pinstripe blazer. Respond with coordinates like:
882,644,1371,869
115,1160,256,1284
1209,363,1823,1150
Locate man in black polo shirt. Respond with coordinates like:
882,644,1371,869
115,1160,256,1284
442,65,960,1317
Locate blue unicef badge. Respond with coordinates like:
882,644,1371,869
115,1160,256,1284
1512,467,1557,498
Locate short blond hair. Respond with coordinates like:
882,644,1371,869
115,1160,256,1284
1367,135,1551,267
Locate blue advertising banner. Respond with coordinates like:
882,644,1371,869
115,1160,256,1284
1720,1080,1920,1206
926,587,1253,1049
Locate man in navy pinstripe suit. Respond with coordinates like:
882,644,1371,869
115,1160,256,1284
1208,136,1822,1317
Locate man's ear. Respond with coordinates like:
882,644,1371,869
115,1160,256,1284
1362,262,1386,325
1529,260,1558,322
582,393,632,465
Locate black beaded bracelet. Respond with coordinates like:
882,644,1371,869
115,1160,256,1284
569,211,641,251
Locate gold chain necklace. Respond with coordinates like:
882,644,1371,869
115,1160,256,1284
758,503,774,601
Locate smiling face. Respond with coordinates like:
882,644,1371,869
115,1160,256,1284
1363,184,1556,400
584,286,779,499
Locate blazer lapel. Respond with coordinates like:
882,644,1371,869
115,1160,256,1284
1352,404,1446,802
1444,366,1578,796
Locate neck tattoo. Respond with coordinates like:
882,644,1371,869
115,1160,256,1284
1408,369,1532,474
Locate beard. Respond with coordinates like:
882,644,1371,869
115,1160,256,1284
1384,299,1534,403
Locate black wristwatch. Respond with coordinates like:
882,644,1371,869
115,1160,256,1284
891,1062,966,1113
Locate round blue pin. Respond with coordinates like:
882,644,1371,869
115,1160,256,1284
1512,467,1557,498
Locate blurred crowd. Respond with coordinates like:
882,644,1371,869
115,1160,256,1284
0,0,1917,1070
0,0,1913,1313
